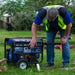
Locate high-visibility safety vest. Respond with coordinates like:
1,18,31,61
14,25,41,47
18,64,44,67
43,5,67,31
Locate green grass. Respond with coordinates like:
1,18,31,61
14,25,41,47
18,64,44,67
0,29,75,75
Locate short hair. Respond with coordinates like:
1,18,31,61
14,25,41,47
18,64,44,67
47,8,58,20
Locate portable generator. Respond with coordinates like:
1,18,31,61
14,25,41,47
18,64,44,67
4,38,43,70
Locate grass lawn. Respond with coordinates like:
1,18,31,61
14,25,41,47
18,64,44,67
0,29,75,75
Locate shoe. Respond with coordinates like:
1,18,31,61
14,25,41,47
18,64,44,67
61,65,68,68
44,63,54,67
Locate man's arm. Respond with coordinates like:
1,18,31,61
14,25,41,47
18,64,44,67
59,6,72,44
61,23,72,44
29,22,38,48
29,8,46,48
32,22,37,40
64,23,72,36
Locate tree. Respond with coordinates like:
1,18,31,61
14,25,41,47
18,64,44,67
11,10,36,31
0,0,24,15
0,0,40,15
69,6,75,33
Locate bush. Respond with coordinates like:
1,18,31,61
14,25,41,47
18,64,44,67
11,10,36,31
69,6,75,34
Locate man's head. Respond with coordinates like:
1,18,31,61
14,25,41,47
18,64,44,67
47,8,59,21
9,14,12,17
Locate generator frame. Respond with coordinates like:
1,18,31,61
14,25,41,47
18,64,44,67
4,38,43,70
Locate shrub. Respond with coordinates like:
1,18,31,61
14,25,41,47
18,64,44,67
11,10,36,31
69,6,75,34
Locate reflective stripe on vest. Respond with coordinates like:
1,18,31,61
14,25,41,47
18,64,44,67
58,16,66,29
44,6,66,31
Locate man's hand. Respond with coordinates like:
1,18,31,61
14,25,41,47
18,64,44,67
29,38,37,48
61,37,67,44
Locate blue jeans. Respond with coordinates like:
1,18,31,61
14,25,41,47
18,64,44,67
46,29,70,65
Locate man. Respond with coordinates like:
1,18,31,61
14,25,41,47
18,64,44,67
29,5,72,68
6,14,12,31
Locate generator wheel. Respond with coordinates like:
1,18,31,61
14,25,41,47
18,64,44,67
17,59,28,69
